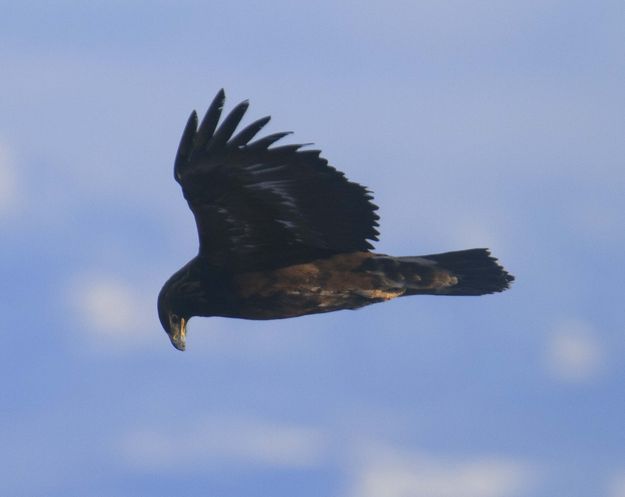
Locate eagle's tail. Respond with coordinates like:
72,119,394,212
394,248,514,296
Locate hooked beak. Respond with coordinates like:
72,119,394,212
169,317,187,351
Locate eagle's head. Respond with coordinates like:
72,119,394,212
157,268,194,351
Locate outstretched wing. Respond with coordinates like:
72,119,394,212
174,89,379,272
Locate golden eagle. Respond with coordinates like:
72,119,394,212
158,90,514,350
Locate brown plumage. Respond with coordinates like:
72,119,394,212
158,90,514,350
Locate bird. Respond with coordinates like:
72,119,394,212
158,89,514,351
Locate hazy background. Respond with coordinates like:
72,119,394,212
1,1,624,496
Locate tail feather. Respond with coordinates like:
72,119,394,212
399,248,514,296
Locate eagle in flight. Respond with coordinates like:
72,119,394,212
158,90,514,350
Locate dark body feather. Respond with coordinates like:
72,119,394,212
158,90,514,350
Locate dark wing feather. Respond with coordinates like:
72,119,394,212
174,90,380,272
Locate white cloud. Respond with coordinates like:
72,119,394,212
69,276,155,348
121,416,328,471
449,215,504,253
0,140,18,217
348,445,534,497
608,471,625,497
546,318,604,383
119,418,537,496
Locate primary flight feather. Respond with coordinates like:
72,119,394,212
158,90,514,350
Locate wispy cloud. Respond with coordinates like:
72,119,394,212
448,214,505,253
119,416,537,497
121,416,328,471
68,275,156,349
347,444,534,497
608,470,625,497
546,318,605,383
0,140,18,218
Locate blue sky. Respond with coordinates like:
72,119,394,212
1,1,624,496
